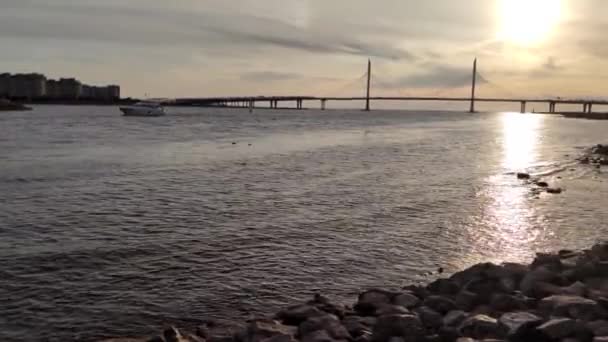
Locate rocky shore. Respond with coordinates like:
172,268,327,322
0,98,31,111
104,243,608,342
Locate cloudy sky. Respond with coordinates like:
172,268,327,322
1,0,607,100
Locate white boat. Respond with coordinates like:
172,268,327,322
120,101,165,116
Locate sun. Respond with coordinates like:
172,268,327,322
498,0,562,46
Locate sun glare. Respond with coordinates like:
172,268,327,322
499,0,562,45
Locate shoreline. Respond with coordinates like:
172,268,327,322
104,243,608,342
0,99,31,111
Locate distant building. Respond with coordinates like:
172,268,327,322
0,72,121,101
0,73,10,98
7,73,46,99
57,78,82,99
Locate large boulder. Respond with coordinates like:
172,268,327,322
426,278,460,296
375,305,410,316
300,330,335,342
422,296,457,314
355,290,394,316
498,312,543,340
342,316,373,338
489,293,528,312
413,306,443,329
443,310,468,328
299,314,350,340
587,320,608,337
539,295,599,319
519,266,562,298
277,305,325,325
536,318,579,339
392,293,420,309
238,320,295,342
458,315,503,340
371,314,424,342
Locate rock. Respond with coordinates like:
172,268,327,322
147,337,164,342
426,278,460,296
489,294,527,312
498,312,543,339
392,293,420,309
590,244,608,261
536,318,578,339
371,314,424,342
444,310,468,328
299,314,349,340
464,278,506,303
592,144,608,155
342,316,372,338
531,253,563,271
413,306,443,329
375,304,410,316
547,187,563,194
300,330,334,342
595,337,608,342
355,290,393,316
459,315,503,340
353,332,372,342
388,338,404,342
536,181,549,188
455,290,480,311
587,320,608,336
307,294,346,319
517,173,531,180
423,296,457,314
539,295,599,319
277,305,324,325
164,327,188,342
242,320,294,342
520,266,561,298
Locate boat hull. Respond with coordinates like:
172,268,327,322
120,106,165,117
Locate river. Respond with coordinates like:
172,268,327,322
2,106,608,341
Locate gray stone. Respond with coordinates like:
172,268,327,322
426,278,460,295
498,312,543,337
262,336,296,342
459,315,503,340
413,306,443,329
164,327,189,342
539,295,598,319
392,293,420,309
520,266,560,297
277,305,324,325
595,337,608,342
301,330,334,342
423,295,457,314
371,314,424,342
388,337,404,342
342,316,371,338
489,294,526,312
455,290,479,311
443,310,468,328
536,318,578,339
242,320,294,342
587,320,608,336
356,290,393,315
375,304,410,316
299,314,350,340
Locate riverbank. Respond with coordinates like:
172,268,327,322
104,243,608,342
0,99,31,111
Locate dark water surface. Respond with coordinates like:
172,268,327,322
2,106,608,341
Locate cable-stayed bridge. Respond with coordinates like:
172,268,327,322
172,59,607,114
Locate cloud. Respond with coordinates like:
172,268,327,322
376,64,487,89
0,1,417,61
240,71,303,82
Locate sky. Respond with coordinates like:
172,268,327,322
1,0,608,103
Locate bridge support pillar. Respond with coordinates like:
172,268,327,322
588,103,593,114
520,101,526,113
583,103,588,113
321,99,327,110
548,102,555,113
296,99,303,110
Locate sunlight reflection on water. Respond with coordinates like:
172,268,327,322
460,113,546,266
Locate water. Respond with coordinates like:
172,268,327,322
2,106,608,341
